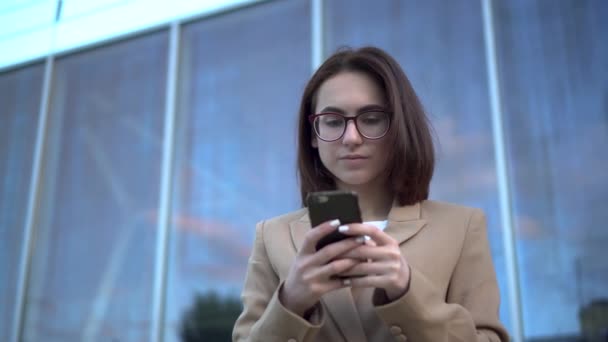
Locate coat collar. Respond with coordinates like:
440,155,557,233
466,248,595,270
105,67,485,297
289,201,427,251
288,201,427,340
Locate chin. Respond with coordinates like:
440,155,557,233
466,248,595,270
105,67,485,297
334,172,376,187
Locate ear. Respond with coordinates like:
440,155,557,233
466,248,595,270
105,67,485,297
311,135,318,148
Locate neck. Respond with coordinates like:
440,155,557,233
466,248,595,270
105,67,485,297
336,182,393,222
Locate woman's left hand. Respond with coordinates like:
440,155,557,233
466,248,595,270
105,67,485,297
336,223,411,301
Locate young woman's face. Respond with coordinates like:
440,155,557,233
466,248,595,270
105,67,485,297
312,71,391,190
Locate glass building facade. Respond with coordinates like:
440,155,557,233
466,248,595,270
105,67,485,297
1,0,606,341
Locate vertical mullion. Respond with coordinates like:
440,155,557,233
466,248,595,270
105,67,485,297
311,0,324,71
151,22,181,342
11,55,54,342
481,0,524,341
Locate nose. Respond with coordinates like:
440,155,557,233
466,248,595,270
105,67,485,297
342,120,363,146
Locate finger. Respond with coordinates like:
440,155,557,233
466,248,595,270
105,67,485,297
300,219,342,254
337,223,395,246
338,245,397,261
343,274,387,288
312,237,367,265
364,238,377,247
338,260,394,277
309,257,361,281
325,277,349,292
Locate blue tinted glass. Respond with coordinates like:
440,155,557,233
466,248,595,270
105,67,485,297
326,0,512,333
166,1,310,340
495,0,608,340
0,62,43,342
22,31,168,340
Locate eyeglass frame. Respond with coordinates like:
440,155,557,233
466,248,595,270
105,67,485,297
308,110,392,142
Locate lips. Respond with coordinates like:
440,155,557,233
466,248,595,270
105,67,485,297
340,154,368,160
340,154,367,161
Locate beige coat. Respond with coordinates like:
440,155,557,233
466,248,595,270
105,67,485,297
233,200,510,341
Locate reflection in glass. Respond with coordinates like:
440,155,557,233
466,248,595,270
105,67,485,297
166,0,311,340
495,0,608,340
324,0,512,333
0,63,44,342
22,31,168,340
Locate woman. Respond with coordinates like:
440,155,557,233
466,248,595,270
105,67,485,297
232,46,509,342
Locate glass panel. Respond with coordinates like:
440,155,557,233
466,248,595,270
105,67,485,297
494,0,608,340
0,63,44,342
166,1,311,340
325,0,512,333
22,31,168,341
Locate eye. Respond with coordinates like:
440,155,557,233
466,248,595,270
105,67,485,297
359,112,386,125
320,115,344,127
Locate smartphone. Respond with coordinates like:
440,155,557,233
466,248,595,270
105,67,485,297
307,190,362,251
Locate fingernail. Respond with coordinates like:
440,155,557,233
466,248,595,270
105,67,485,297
338,225,349,232
355,236,366,243
342,278,351,286
329,219,341,227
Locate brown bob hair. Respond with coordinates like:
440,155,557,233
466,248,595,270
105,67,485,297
297,46,435,207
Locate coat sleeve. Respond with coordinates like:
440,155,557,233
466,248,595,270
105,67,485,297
373,208,510,341
232,221,325,342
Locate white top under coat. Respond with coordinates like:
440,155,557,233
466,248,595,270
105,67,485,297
365,220,388,230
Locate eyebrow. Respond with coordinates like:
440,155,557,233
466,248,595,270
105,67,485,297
318,104,387,114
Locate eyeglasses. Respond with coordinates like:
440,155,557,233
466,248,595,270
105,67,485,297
309,110,391,142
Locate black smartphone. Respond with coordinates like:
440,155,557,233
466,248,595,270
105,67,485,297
307,190,362,251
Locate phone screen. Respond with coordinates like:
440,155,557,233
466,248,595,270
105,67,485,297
307,190,362,250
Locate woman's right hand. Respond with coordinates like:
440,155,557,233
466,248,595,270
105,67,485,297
279,219,365,317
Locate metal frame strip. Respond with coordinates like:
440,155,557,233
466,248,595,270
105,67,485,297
151,21,180,342
311,0,324,71
481,0,524,340
11,55,54,342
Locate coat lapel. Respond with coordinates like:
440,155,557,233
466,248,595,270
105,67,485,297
286,201,427,341
289,214,367,342
288,201,427,251
321,289,367,342
385,201,427,245
288,216,308,252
